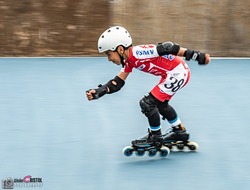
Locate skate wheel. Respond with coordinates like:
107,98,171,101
187,142,199,151
148,148,157,157
122,146,134,157
176,143,185,150
159,146,170,158
135,148,145,157
167,144,173,150
164,143,173,150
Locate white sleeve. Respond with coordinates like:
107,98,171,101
132,44,159,59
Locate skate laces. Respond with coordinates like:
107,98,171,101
133,129,153,143
165,128,174,134
166,125,186,134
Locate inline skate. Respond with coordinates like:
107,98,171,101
122,129,170,157
163,125,199,151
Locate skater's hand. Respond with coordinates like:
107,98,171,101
86,84,108,100
204,53,211,65
86,89,96,101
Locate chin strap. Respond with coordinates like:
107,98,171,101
119,54,125,67
115,46,126,67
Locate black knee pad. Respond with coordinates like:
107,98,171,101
157,101,177,121
139,93,159,117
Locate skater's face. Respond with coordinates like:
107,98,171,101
105,50,122,65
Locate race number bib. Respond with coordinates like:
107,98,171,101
158,63,190,96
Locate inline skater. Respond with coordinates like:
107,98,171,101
86,26,210,154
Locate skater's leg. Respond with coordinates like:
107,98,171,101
139,93,162,136
158,100,184,128
158,100,189,141
147,112,161,135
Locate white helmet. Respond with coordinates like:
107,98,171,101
98,26,132,53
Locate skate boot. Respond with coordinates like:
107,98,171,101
163,124,199,151
164,124,189,142
132,129,163,147
122,129,170,157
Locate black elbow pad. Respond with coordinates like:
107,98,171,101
157,41,180,56
106,76,125,94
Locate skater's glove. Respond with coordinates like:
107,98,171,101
86,76,125,100
86,84,108,100
184,49,210,65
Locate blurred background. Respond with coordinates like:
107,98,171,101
0,0,249,57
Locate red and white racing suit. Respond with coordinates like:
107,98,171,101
122,44,190,102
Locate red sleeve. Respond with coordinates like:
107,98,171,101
122,47,134,73
122,62,133,73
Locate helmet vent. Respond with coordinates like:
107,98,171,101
101,35,104,38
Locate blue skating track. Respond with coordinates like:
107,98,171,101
0,57,250,190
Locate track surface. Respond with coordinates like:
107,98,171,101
0,58,250,190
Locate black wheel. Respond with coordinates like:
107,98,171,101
148,148,157,157
177,143,184,150
188,144,196,151
122,146,134,157
187,142,199,151
159,146,170,158
135,148,145,157
165,143,173,150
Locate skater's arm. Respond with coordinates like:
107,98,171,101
177,47,211,65
86,71,129,101
156,42,211,65
117,71,130,81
